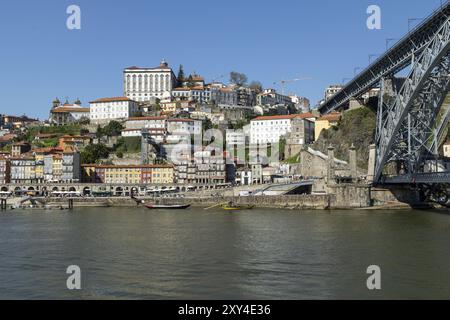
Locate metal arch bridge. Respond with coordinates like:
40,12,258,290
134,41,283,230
319,1,450,114
318,1,450,187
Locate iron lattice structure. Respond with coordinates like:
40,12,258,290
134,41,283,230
374,17,450,183
319,1,450,114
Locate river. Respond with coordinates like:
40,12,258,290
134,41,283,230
0,207,449,299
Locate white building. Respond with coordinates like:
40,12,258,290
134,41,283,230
172,87,212,103
89,97,139,124
125,116,167,130
226,125,250,146
256,89,293,107
167,118,202,136
324,85,344,101
444,141,450,158
124,60,177,102
50,100,90,126
250,114,315,145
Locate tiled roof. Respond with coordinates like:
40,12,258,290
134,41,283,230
81,164,173,169
51,107,90,113
90,97,133,103
317,112,341,122
167,118,198,123
127,116,166,121
252,113,316,121
32,147,63,154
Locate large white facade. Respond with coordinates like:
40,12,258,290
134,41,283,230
250,114,314,145
124,60,177,102
167,119,202,136
89,97,138,123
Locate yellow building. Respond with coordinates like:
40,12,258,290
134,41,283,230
314,112,341,141
52,155,63,182
151,165,174,184
81,164,174,184
33,147,63,182
103,166,142,184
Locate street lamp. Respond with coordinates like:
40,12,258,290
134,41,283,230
408,18,423,32
342,78,351,85
369,54,379,64
386,38,397,50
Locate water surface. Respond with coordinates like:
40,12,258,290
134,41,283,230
0,207,449,299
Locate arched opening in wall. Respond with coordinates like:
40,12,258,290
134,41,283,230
1,186,8,192
61,187,66,192
52,187,59,192
14,187,22,196
27,187,35,191
83,187,91,196
130,187,138,196
69,187,76,192
115,187,124,196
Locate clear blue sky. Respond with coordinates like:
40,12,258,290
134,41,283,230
0,0,444,119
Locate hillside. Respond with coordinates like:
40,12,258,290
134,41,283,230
313,107,377,169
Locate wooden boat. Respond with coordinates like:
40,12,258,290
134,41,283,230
221,204,254,211
144,203,190,210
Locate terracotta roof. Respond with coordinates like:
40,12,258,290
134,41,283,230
127,116,166,121
12,141,30,146
0,134,16,142
125,65,171,71
51,107,90,113
60,135,90,140
90,97,133,103
173,86,205,91
36,133,58,138
252,113,316,121
167,118,199,123
317,112,341,122
81,164,173,169
32,147,63,154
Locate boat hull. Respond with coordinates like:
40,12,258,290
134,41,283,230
145,204,190,210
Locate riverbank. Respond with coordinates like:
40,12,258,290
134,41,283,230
1,194,443,211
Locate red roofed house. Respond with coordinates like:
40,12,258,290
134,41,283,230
50,98,90,126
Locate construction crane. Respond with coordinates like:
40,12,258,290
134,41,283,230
273,77,312,96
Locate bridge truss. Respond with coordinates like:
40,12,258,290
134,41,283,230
374,17,450,185
319,1,450,114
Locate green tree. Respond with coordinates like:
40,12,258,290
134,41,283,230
186,75,196,88
249,81,263,93
230,71,248,86
81,143,110,164
177,65,185,84
102,121,124,137
203,118,213,132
